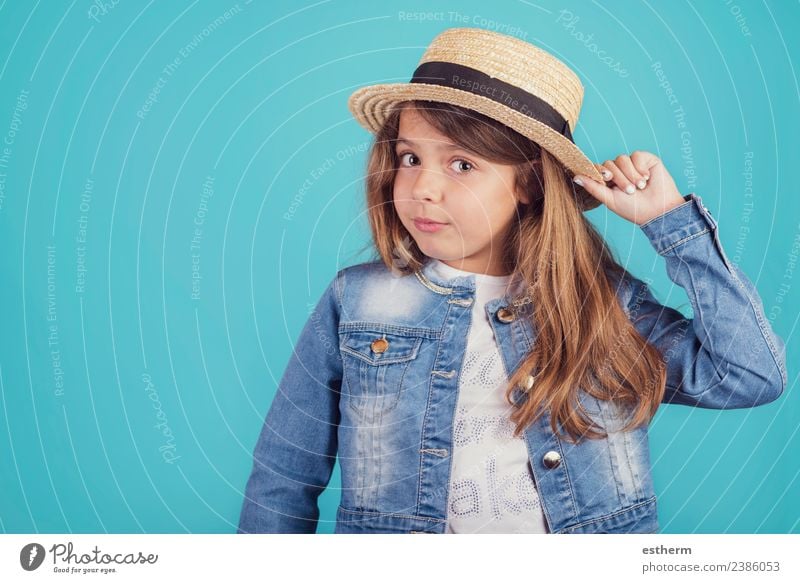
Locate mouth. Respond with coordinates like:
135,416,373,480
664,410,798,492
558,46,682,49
412,217,449,233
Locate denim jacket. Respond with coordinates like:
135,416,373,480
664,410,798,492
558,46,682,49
238,193,787,534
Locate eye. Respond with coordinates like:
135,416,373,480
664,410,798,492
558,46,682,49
395,151,475,174
450,159,474,174
397,152,419,167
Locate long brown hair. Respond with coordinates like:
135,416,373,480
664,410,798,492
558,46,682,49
355,100,666,444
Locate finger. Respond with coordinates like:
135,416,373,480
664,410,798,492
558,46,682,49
573,173,614,207
602,160,636,195
630,151,653,180
615,154,648,190
594,163,613,182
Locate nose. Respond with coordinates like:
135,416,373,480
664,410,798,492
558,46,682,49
410,167,444,203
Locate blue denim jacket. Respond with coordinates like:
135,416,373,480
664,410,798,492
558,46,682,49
238,193,787,534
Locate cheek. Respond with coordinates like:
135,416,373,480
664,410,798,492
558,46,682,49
459,196,515,239
392,192,410,219
485,202,517,235
484,180,519,217
451,196,490,227
393,169,412,191
391,181,403,208
392,176,411,205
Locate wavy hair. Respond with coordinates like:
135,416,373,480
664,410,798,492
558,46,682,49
355,100,666,444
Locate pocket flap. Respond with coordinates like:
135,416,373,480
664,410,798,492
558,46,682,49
341,330,423,365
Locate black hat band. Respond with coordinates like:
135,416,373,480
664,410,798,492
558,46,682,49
409,61,574,142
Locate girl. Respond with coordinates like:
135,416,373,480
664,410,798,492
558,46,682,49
238,28,787,534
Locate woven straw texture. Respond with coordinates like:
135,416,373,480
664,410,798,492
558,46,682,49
348,27,605,211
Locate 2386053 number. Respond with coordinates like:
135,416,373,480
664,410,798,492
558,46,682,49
730,561,780,572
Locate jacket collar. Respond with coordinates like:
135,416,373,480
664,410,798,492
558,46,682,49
415,257,475,294
414,257,533,308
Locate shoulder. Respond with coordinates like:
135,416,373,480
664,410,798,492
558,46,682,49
319,259,420,297
306,263,390,318
334,259,427,316
337,259,416,288
337,259,390,280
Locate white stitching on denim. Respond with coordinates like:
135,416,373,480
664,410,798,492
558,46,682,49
339,321,440,339
337,505,446,523
560,494,657,531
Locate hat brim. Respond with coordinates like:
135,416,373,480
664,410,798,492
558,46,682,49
348,82,604,211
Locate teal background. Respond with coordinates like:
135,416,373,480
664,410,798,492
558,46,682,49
0,0,797,534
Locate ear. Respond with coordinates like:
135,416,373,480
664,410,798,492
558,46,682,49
516,187,532,205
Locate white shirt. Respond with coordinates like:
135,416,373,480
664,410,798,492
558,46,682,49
429,259,549,534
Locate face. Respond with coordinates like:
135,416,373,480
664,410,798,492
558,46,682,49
392,107,529,276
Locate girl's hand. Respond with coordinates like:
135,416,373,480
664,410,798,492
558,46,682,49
573,151,687,226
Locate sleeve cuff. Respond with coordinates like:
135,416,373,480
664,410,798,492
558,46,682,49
640,193,719,255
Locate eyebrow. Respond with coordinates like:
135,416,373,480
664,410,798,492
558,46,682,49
394,138,465,151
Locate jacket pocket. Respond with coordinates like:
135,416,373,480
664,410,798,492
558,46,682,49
340,329,423,421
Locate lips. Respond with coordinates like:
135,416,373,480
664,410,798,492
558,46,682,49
412,217,448,233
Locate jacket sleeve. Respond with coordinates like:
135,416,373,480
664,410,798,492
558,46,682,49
237,271,344,533
627,193,787,409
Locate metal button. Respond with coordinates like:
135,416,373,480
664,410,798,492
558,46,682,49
370,337,389,354
521,374,535,392
542,450,561,469
496,307,515,323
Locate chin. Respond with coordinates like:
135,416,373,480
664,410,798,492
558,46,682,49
417,246,461,262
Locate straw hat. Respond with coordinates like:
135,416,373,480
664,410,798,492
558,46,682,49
348,27,604,211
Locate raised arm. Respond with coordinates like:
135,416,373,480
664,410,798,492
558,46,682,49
237,272,344,533
629,193,787,409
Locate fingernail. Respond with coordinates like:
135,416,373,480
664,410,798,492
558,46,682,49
573,176,584,186
601,170,612,179
637,179,646,189
625,184,635,195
